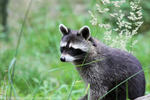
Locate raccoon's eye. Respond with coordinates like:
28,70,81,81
60,46,65,53
70,47,75,52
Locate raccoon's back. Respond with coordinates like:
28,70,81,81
94,37,144,74
99,45,145,100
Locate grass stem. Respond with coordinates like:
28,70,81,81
9,0,33,99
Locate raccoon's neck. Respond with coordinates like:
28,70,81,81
73,59,84,65
73,57,104,85
73,53,98,66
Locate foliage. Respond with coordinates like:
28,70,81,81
89,0,143,53
90,0,150,33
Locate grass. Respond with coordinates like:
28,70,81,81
0,0,150,100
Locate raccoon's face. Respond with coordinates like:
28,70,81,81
59,24,93,62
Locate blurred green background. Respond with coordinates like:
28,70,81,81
0,0,150,99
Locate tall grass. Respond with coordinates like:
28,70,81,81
9,0,33,99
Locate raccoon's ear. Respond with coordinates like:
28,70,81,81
78,26,91,40
59,24,69,36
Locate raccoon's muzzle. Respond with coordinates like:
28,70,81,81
60,56,65,62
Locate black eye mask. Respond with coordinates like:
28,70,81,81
69,47,87,57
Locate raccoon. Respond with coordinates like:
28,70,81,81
59,24,145,100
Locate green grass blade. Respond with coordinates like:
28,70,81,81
9,0,33,99
88,85,90,100
77,58,105,67
8,58,18,100
84,83,90,95
67,74,80,100
20,77,33,93
46,66,73,73
32,66,73,99
99,66,150,100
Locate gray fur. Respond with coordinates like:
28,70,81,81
59,24,145,100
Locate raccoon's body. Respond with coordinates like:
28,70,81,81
59,24,145,100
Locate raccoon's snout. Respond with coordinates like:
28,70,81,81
60,54,75,62
60,56,65,62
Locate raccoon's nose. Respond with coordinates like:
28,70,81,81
60,57,65,62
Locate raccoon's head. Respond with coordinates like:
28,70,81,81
59,24,96,62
